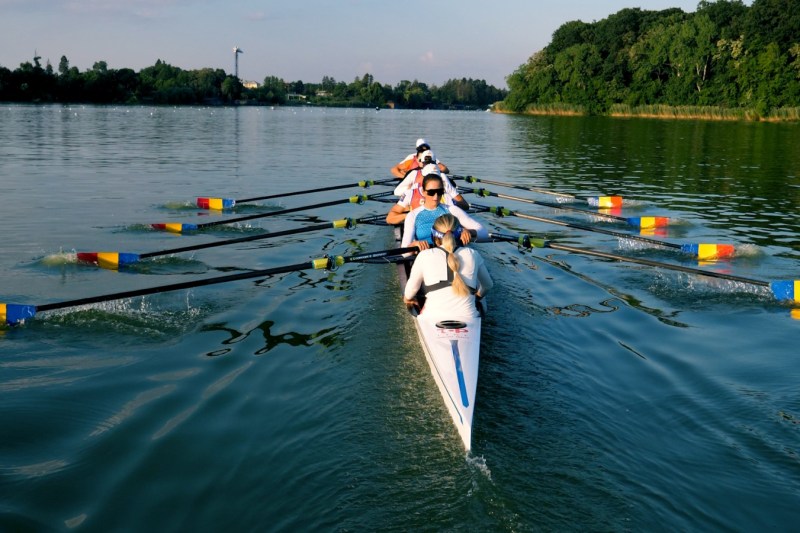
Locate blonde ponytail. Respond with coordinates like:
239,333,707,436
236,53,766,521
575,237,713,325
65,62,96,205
433,215,470,297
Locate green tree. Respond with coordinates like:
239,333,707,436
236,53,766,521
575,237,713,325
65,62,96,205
58,56,69,77
257,75,286,104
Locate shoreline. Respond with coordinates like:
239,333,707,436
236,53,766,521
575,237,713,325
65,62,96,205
492,104,800,123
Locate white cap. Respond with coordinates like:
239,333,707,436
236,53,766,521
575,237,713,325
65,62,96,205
417,149,435,163
421,163,441,177
415,138,430,149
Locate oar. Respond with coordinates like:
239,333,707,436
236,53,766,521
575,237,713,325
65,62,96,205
461,186,669,229
471,203,733,260
77,215,388,269
196,178,397,209
152,192,393,233
488,232,797,303
1,245,418,326
453,175,624,207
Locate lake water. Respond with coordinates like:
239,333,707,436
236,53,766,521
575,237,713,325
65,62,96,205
1,104,798,531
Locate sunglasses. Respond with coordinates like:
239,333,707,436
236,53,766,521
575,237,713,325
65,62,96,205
425,188,445,196
417,145,430,152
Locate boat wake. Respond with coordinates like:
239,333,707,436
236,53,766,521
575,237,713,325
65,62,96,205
39,251,78,266
466,453,492,482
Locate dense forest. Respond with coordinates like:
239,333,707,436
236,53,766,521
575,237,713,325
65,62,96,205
0,56,505,110
501,0,800,118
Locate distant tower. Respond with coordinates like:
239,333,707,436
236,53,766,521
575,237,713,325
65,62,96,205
233,47,244,79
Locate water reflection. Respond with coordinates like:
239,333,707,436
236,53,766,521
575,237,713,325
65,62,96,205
512,116,800,255
200,319,342,357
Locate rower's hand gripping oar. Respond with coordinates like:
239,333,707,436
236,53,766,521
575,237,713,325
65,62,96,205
462,186,668,229
453,175,624,208
470,203,734,260
151,191,393,234
2,245,419,326
196,178,397,209
486,231,797,303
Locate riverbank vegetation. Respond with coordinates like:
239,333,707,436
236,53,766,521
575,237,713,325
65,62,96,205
0,57,505,110
500,0,800,121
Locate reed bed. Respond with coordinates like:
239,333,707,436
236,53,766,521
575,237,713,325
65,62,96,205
493,102,800,122
522,103,586,116
609,104,800,122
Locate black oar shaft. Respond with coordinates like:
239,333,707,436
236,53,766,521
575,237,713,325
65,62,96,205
236,178,396,203
36,262,312,313
139,221,339,259
35,246,418,314
489,232,769,288
546,242,770,287
464,187,626,222
198,198,351,229
471,203,681,250
456,175,578,199
195,192,391,230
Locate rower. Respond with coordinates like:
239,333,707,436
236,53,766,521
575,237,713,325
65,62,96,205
398,173,488,251
390,138,450,179
386,164,469,225
403,214,493,319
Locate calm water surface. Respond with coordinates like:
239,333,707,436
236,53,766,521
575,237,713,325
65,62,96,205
1,105,798,531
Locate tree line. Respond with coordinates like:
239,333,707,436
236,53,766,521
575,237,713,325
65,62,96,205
501,0,800,116
0,56,506,109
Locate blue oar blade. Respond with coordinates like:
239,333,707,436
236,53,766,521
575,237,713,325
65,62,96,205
1,303,37,326
770,280,799,302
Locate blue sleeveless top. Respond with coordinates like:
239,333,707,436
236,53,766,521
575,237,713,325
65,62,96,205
413,205,450,244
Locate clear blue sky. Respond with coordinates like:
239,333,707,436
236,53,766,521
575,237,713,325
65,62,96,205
1,0,729,89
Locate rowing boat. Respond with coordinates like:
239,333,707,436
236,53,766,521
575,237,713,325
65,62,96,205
395,228,482,452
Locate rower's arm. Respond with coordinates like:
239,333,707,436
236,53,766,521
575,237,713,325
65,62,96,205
453,194,470,211
386,204,409,225
390,164,405,178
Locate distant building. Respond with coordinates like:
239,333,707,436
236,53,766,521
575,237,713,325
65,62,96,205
316,90,331,98
287,93,307,101
243,81,259,89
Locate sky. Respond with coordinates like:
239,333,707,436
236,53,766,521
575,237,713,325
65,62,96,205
1,0,728,89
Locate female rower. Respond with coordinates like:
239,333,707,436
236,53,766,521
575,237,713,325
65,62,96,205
398,173,488,250
403,214,493,319
390,138,450,178
386,164,468,225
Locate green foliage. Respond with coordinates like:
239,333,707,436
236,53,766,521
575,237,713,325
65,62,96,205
503,0,800,118
0,56,506,109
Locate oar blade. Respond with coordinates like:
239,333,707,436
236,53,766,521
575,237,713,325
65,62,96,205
626,216,670,229
151,223,199,234
77,252,141,270
770,280,800,302
586,196,623,208
197,197,236,210
679,244,735,260
1,303,37,326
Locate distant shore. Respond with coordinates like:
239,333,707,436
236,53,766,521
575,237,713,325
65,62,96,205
493,103,800,123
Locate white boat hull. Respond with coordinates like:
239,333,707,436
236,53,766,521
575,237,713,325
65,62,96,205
397,260,482,452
